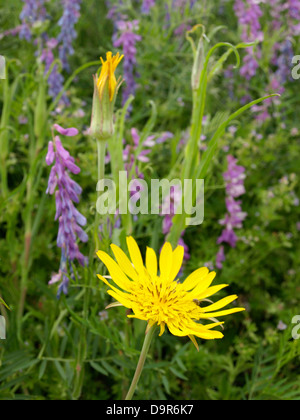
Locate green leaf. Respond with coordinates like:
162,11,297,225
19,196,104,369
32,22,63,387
0,297,10,310
89,361,108,376
162,375,170,394
169,367,188,381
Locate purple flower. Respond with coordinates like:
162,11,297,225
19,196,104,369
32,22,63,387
113,20,142,109
54,123,79,137
234,0,263,80
40,39,68,103
273,39,294,84
19,0,47,41
288,0,300,25
18,1,79,105
57,0,82,72
46,125,87,297
0,25,22,40
216,155,247,268
234,0,299,93
240,52,259,81
123,128,157,164
216,246,226,270
141,0,155,14
106,128,173,169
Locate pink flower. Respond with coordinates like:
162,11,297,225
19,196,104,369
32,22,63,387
53,123,79,137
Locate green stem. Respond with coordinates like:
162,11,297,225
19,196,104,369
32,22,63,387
107,98,134,236
94,139,107,251
125,325,156,401
72,327,86,400
0,70,10,198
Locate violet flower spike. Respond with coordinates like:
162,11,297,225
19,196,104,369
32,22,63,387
46,125,87,297
19,0,47,41
216,155,247,269
113,20,142,110
234,0,263,81
141,0,155,14
57,0,82,72
40,39,67,103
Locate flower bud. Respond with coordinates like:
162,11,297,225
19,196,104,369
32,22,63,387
187,25,205,91
191,37,204,91
90,52,123,141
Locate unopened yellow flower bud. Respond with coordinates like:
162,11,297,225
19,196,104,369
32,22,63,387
90,52,124,141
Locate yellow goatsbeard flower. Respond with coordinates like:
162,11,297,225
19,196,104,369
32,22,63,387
97,51,124,102
97,237,245,349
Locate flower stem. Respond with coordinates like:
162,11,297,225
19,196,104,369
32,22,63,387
97,139,106,182
94,139,107,251
125,325,156,400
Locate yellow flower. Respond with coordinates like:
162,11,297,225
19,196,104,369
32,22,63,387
97,51,124,102
97,237,245,349
90,51,123,141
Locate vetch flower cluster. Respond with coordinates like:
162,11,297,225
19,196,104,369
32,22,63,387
141,0,155,14
234,0,263,80
288,0,300,34
19,0,46,41
270,1,299,84
123,129,173,168
18,0,82,103
113,20,142,109
40,38,67,103
0,26,22,40
97,237,245,348
234,0,298,114
216,155,247,269
46,124,88,296
58,0,82,72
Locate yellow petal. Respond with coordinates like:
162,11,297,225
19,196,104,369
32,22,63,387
97,250,132,291
146,246,158,278
169,245,184,281
200,294,238,313
97,51,123,101
126,236,145,274
159,242,173,279
197,284,228,300
159,322,166,336
97,274,132,304
127,314,148,321
182,267,209,291
110,244,138,281
203,321,224,330
200,307,245,318
97,273,118,292
188,324,224,339
107,289,133,309
168,322,223,340
188,271,217,298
